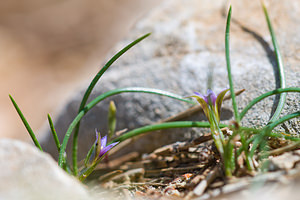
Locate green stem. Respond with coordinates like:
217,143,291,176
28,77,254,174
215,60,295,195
208,108,225,156
240,133,254,171
79,158,103,181
223,139,234,177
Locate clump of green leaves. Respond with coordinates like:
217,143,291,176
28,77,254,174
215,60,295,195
10,3,300,181
188,89,229,162
9,33,196,181
221,4,300,176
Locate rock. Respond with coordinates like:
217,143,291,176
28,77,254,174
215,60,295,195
269,151,300,171
0,139,91,200
40,0,299,161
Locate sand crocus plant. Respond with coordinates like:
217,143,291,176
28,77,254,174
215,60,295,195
9,3,300,183
79,131,119,181
189,89,229,157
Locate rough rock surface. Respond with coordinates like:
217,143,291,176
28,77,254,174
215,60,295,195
0,139,91,200
40,0,299,160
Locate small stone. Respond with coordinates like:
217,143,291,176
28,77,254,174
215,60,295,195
269,152,300,170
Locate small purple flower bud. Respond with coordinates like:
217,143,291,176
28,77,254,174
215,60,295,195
94,130,119,160
206,89,217,106
189,88,229,123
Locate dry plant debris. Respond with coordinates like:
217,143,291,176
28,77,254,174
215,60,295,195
89,131,300,199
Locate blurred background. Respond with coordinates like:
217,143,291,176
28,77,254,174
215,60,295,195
0,0,160,141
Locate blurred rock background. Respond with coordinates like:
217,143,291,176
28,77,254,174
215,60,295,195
0,0,160,140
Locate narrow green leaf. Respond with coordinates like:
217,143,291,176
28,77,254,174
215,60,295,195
109,121,227,144
72,33,151,175
9,95,43,151
240,87,300,120
225,6,240,123
84,143,96,167
78,33,151,114
262,3,286,123
223,140,234,177
250,111,300,157
240,132,254,171
269,132,300,141
47,114,61,152
266,111,300,132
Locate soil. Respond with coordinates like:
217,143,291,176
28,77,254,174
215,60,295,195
87,130,300,200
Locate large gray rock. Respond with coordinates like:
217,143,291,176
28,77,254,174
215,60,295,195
0,139,91,200
40,0,299,160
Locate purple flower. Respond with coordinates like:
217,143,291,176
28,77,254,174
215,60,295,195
190,88,229,123
95,131,119,159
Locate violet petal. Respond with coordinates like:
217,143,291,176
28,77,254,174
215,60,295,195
100,135,107,150
98,142,119,158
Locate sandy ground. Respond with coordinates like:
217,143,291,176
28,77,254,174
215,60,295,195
0,0,161,141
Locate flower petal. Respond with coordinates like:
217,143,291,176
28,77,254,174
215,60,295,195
189,95,211,122
98,142,119,158
94,130,99,145
207,89,217,106
215,88,229,122
95,131,102,156
101,135,107,150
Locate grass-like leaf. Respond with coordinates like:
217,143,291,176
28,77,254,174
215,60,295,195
269,132,300,141
84,143,96,167
78,33,151,115
58,87,195,167
72,33,151,175
47,114,61,152
240,87,300,120
262,3,286,123
9,95,43,151
225,6,240,124
79,122,227,181
266,111,300,132
250,111,300,157
109,121,227,144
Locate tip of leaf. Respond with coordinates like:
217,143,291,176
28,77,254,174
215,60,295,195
9,94,16,105
142,33,151,39
228,5,232,14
